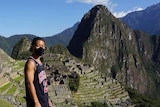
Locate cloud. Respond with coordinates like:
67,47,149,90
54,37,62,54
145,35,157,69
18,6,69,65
66,0,73,3
66,0,118,13
113,7,143,18
66,0,110,5
113,11,130,18
78,0,109,5
133,7,143,11
66,0,144,18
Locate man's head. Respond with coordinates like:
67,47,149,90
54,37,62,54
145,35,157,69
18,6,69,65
30,37,45,56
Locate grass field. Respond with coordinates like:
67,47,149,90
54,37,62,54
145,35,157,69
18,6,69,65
0,99,14,107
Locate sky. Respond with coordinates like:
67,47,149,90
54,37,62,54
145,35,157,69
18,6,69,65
0,0,159,37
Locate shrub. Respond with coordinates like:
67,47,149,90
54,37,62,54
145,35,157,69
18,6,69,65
68,72,80,92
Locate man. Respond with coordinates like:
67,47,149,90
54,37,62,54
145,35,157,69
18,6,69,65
24,37,53,107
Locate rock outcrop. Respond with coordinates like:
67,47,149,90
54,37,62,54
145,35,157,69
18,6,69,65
11,37,31,59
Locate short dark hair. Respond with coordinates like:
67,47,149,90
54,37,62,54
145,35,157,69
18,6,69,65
30,37,45,52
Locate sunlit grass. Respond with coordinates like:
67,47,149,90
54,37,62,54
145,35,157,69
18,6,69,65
0,82,12,93
17,95,26,103
6,85,17,95
12,60,25,70
13,75,24,82
0,99,14,107
16,61,25,67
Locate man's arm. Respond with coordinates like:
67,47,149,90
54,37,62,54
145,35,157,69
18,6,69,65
48,98,53,107
25,60,41,107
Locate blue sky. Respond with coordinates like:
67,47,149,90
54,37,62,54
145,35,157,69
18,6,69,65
0,0,159,37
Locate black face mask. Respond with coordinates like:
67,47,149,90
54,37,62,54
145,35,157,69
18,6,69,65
35,47,44,56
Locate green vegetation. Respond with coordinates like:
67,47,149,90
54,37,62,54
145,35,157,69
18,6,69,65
0,99,14,107
50,44,69,55
10,37,34,60
17,51,31,60
126,87,160,107
13,75,24,82
6,85,17,95
0,82,12,92
77,101,108,107
90,101,108,107
0,59,26,106
0,36,12,55
111,63,120,79
69,73,80,92
16,95,26,103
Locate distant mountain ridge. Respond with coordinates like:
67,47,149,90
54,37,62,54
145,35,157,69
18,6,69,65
121,3,160,35
0,22,79,55
44,22,79,47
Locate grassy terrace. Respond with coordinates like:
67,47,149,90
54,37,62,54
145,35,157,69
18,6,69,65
72,65,130,106
0,82,12,92
12,60,25,71
13,75,24,82
0,60,26,106
6,85,17,95
0,99,14,107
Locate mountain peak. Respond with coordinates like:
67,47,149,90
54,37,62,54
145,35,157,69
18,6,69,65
83,5,112,20
89,4,109,13
68,5,118,58
67,4,157,97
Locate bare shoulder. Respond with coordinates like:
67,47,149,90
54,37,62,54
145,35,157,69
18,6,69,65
25,59,36,72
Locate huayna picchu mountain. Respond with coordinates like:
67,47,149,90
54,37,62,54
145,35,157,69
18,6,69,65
68,4,160,100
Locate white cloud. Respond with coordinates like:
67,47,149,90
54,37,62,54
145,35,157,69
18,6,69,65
66,0,110,5
78,0,109,5
133,7,143,11
113,11,130,18
113,7,143,18
66,0,144,18
66,0,73,3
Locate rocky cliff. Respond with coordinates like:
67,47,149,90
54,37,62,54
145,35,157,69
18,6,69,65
11,37,31,59
68,5,160,98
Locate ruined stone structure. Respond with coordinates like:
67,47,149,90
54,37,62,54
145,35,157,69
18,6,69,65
48,59,133,107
